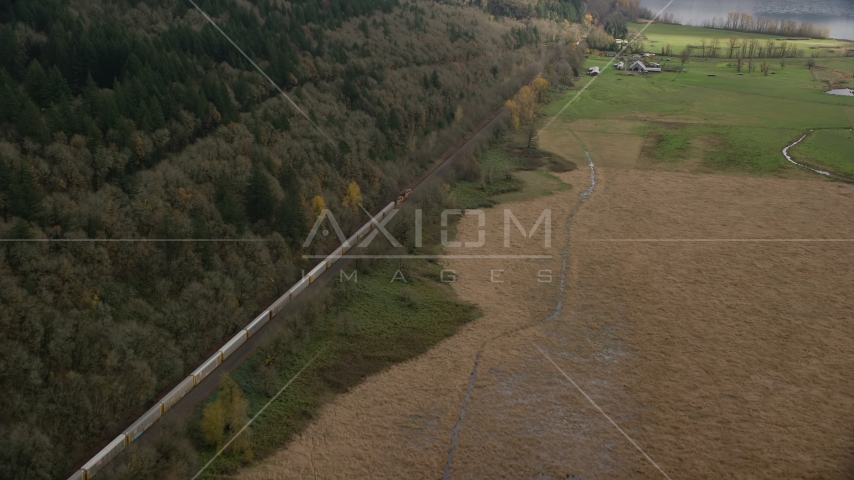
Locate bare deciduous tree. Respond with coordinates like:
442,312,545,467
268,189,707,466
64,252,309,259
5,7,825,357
728,35,739,58
526,125,538,149
710,37,721,58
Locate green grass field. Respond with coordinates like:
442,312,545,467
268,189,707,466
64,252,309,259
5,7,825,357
790,128,854,176
547,23,854,175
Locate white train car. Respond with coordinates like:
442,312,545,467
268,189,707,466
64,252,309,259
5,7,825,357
79,434,127,479
161,376,194,413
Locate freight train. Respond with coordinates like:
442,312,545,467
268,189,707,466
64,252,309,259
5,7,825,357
68,199,401,480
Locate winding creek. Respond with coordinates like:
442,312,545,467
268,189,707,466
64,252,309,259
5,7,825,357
781,131,832,177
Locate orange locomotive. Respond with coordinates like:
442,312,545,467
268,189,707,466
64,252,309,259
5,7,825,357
395,188,413,205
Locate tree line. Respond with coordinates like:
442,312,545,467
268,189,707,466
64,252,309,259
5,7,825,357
683,36,806,59
702,11,830,39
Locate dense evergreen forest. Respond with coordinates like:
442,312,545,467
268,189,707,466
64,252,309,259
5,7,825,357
0,0,587,478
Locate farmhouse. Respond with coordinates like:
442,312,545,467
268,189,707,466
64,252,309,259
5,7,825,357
629,61,661,73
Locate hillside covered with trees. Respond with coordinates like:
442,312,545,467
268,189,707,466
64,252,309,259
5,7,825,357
0,0,588,478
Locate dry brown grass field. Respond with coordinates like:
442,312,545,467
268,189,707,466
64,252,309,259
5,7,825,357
241,118,854,479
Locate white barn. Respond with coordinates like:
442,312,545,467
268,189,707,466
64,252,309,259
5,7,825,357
629,61,661,73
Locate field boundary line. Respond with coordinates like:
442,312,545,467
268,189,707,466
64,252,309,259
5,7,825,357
532,343,674,480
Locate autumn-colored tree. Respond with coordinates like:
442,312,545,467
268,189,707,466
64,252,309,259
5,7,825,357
516,85,535,124
531,77,550,102
199,375,252,458
200,396,226,446
310,195,327,218
342,181,362,212
505,98,520,129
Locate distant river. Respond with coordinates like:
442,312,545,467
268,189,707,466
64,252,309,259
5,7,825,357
641,0,854,40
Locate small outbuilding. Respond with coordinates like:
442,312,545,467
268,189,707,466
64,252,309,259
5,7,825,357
588,66,600,76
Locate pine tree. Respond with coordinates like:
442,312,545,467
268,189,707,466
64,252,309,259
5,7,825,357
245,163,274,224
17,99,50,144
46,23,69,76
430,69,442,89
233,73,249,110
148,97,166,130
10,161,43,221
0,158,10,222
215,179,245,233
46,66,70,104
0,26,21,78
24,60,49,107
0,82,20,122
82,73,100,118
47,103,67,133
191,213,213,270
137,99,151,132
86,122,103,152
276,164,308,244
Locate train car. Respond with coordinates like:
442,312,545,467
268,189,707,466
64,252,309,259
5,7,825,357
219,330,249,360
68,469,85,480
192,352,222,385
80,434,127,479
246,310,271,336
125,403,162,442
307,262,327,284
161,376,194,413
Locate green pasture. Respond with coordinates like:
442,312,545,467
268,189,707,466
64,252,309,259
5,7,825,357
546,29,854,175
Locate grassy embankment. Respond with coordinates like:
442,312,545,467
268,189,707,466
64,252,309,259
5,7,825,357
543,22,854,176
453,132,577,209
194,259,480,477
